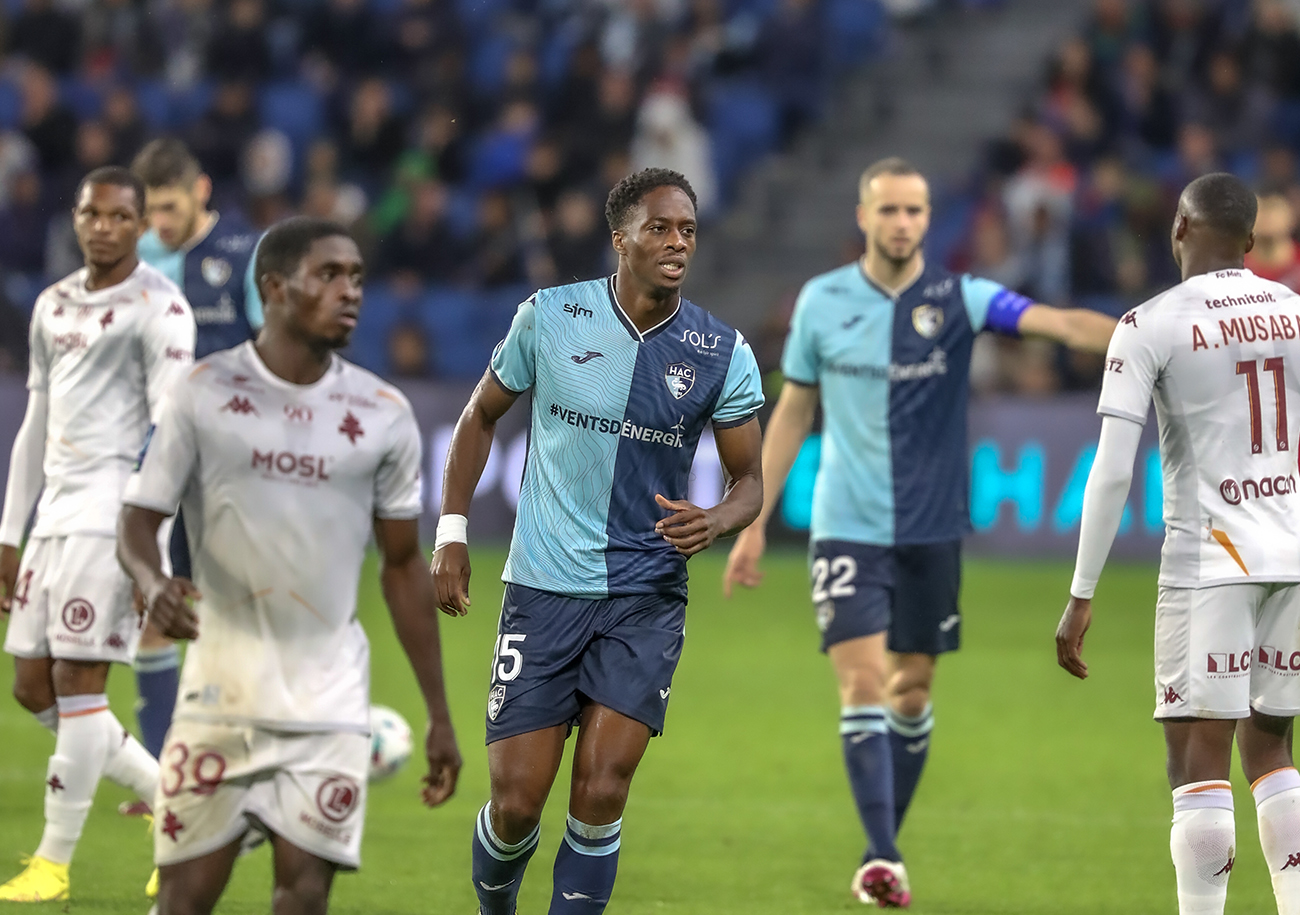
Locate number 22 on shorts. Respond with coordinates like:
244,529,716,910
492,634,526,682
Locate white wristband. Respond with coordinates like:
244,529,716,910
434,514,468,552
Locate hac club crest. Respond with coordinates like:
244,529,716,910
912,304,944,339
664,362,695,400
201,257,232,287
487,684,506,721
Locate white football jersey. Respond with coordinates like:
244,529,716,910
122,342,423,733
1099,267,1300,587
27,262,195,538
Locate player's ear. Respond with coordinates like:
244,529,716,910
193,174,212,208
855,203,869,235
1244,230,1256,256
1173,213,1189,241
611,229,626,256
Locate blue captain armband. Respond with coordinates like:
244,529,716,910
985,289,1035,337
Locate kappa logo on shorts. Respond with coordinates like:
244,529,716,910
488,684,506,721
61,598,95,633
815,600,835,633
1207,651,1252,676
315,776,360,823
1160,686,1182,705
105,633,125,650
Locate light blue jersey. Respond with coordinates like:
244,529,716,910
493,276,764,599
782,262,1031,546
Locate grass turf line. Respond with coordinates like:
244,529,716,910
0,550,1276,913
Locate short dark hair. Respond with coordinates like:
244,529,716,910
1182,172,1258,239
131,138,202,188
605,167,698,232
859,157,926,198
255,216,353,290
74,166,146,216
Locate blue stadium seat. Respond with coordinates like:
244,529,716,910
456,0,513,35
709,80,779,202
0,81,21,130
347,283,406,375
419,286,483,380
132,80,173,130
824,0,888,68
259,81,325,152
467,128,531,190
469,33,517,98
59,78,103,120
171,81,216,128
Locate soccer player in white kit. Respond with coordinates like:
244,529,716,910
116,217,462,915
1057,173,1300,915
0,167,195,901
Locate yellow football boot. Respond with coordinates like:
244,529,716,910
0,856,70,902
144,868,159,899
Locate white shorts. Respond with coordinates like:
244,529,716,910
3,535,140,664
153,718,369,870
1154,583,1300,720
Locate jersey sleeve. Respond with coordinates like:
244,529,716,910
373,405,423,520
489,294,537,394
25,302,48,393
122,374,198,515
780,283,820,385
141,296,196,421
1096,308,1163,425
713,331,765,428
962,275,1034,336
243,237,264,330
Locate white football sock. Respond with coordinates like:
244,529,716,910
33,695,113,866
1253,767,1300,915
32,704,58,734
101,710,159,802
1170,780,1235,915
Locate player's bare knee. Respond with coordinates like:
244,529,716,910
1164,719,1235,787
489,793,545,841
889,684,931,719
12,673,51,713
272,879,329,915
1238,711,1294,781
570,769,633,823
837,663,887,707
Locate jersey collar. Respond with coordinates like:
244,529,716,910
858,256,926,301
605,275,682,342
242,340,339,391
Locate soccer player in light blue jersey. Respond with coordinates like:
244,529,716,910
723,157,1117,907
432,167,765,915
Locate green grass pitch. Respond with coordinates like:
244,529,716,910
0,549,1279,913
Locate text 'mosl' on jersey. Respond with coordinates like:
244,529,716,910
1098,267,1300,587
27,262,195,538
491,277,765,601
781,261,1032,547
122,342,423,732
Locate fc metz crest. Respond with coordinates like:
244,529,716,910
201,257,232,287
912,304,943,339
664,363,695,400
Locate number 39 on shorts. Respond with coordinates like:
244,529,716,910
811,555,857,603
492,633,526,682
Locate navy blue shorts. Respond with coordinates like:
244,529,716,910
483,584,686,744
810,539,962,656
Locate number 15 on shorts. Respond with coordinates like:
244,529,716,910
492,634,526,683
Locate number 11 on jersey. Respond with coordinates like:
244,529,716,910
1237,357,1288,454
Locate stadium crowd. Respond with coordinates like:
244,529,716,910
0,0,895,377
943,0,1300,393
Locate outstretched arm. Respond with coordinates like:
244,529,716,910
0,390,47,612
375,516,461,807
1055,415,1144,679
722,381,818,596
429,370,520,614
1017,304,1118,354
656,416,763,557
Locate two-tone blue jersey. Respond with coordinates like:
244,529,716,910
492,276,765,600
781,261,1032,546
137,212,262,358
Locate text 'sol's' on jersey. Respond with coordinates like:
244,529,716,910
28,262,195,538
782,262,1032,547
1099,268,1300,586
491,277,764,600
122,342,423,732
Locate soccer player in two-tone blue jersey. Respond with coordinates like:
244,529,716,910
432,168,764,915
724,157,1117,907
126,138,264,766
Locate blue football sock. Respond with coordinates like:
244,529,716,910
133,644,179,758
841,705,900,863
887,703,934,831
549,815,621,914
472,803,539,915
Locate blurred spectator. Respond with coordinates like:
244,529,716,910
0,132,38,210
526,136,572,216
468,101,539,191
1241,0,1300,100
966,207,1024,290
565,69,638,177
82,0,165,79
1182,49,1275,157
1003,123,1075,303
0,170,49,274
20,65,77,174
548,188,611,284
374,179,465,289
8,0,80,75
390,0,461,88
301,0,382,82
631,89,717,217
1114,43,1179,152
154,0,217,88
473,191,527,287
187,81,260,187
388,323,430,378
756,0,826,145
1245,191,1300,292
340,79,406,185
1084,0,1139,67
1146,0,1220,89
51,120,116,207
103,86,148,165
206,0,272,83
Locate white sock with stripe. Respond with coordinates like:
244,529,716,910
1170,780,1235,915
34,695,113,865
1253,766,1300,915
